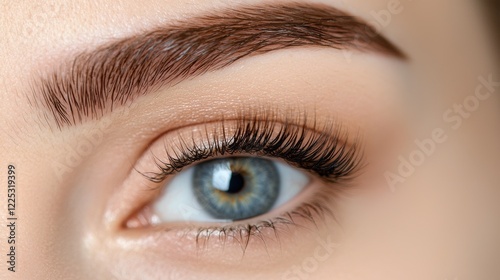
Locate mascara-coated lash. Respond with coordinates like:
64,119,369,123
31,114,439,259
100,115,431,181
139,114,363,183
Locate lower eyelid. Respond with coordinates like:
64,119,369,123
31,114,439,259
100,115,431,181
113,185,341,263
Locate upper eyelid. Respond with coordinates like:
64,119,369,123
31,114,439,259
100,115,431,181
135,113,364,184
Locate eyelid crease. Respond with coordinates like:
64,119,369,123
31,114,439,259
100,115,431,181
136,110,364,184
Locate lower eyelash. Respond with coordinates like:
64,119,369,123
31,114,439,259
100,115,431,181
176,187,339,255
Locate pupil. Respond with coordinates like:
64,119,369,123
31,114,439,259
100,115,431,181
227,172,245,193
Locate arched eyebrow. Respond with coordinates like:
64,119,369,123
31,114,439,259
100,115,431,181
30,3,406,129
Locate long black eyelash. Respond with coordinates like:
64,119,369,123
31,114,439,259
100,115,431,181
140,113,364,183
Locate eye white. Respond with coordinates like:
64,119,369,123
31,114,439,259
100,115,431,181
152,160,310,223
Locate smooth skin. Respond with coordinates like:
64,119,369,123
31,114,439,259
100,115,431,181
1,0,499,279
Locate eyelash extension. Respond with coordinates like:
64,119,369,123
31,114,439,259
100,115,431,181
139,113,364,184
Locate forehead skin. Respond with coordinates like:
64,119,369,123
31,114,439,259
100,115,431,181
0,0,496,126
0,1,499,280
0,0,496,128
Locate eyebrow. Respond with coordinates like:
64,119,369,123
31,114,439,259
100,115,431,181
30,3,405,128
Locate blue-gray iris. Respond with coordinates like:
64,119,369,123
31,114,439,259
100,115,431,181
192,157,280,220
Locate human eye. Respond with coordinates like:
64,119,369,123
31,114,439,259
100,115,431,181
110,111,363,254
146,156,310,223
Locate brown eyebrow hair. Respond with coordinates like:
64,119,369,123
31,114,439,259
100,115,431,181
30,3,405,128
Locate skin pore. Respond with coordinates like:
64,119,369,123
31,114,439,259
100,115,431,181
1,0,499,279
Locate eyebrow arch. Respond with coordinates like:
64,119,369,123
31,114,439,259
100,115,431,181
30,3,406,128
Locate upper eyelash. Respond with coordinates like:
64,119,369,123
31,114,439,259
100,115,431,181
138,112,364,183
